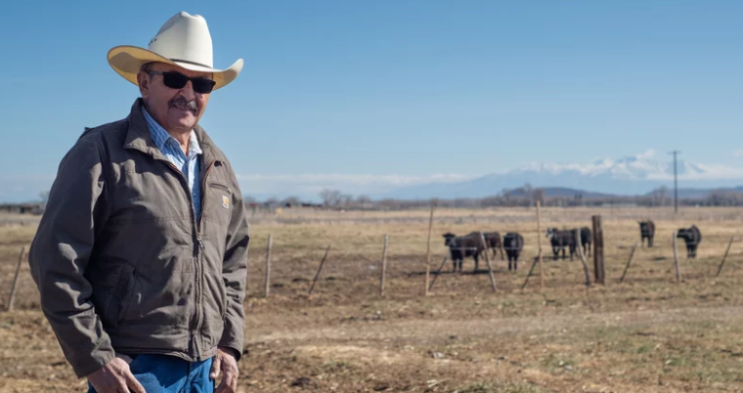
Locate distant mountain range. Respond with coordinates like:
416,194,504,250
5,150,743,204
383,150,743,200
498,186,743,200
502,187,612,199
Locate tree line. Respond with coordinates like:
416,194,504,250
244,185,743,210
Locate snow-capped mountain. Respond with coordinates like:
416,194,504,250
386,150,743,199
500,150,707,180
5,150,742,203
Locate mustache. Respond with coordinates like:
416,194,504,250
168,96,199,113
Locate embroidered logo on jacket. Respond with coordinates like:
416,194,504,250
222,195,230,209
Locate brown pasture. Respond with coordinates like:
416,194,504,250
2,207,743,392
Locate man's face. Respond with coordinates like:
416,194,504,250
137,62,212,133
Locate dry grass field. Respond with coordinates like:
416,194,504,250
2,206,743,392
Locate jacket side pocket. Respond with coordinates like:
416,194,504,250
106,264,135,330
117,267,138,326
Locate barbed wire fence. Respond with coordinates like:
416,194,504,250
247,205,743,300
3,208,743,311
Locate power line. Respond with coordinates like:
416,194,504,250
670,150,680,213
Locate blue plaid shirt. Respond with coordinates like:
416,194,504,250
142,107,203,218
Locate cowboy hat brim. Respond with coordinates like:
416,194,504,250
107,45,243,91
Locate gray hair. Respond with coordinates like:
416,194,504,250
140,62,155,74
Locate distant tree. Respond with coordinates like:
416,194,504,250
339,194,354,207
356,195,372,205
243,195,258,204
532,188,545,206
281,196,302,207
706,190,743,206
502,188,511,202
319,189,342,207
523,183,533,196
264,197,280,207
650,186,668,207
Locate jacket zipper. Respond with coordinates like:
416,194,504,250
162,160,205,358
192,159,217,355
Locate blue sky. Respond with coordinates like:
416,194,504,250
1,1,743,201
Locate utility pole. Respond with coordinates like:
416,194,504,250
670,150,680,213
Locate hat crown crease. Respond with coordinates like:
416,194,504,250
149,12,214,68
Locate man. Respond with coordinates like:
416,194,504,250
28,12,249,393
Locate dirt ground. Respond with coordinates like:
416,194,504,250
2,207,743,392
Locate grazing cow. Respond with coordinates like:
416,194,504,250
676,225,702,258
443,232,485,272
576,227,592,257
639,220,655,247
482,232,504,259
503,232,524,271
546,228,576,261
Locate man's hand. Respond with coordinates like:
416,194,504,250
211,347,239,393
87,357,145,393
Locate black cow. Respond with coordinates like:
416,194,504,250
576,227,592,257
443,232,485,272
482,232,504,260
503,232,524,271
639,220,655,247
677,225,702,258
546,228,576,261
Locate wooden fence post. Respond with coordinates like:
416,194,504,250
6,247,25,312
425,264,430,296
575,229,591,287
428,255,449,292
521,251,542,290
380,235,389,296
264,235,273,298
716,237,735,277
308,245,331,295
536,201,544,290
479,232,497,293
619,242,639,283
592,215,605,285
425,201,436,296
672,232,681,283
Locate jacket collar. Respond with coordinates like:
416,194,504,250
123,98,219,165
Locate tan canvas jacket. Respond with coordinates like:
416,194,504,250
28,99,249,378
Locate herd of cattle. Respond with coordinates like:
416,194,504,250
442,220,703,273
442,232,524,272
638,220,702,258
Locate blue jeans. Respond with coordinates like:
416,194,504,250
88,354,214,393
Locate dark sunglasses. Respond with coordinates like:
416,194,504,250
147,71,216,94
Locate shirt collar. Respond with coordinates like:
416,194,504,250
142,106,202,157
188,130,202,157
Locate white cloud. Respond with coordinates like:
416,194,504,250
236,173,474,185
734,149,743,157
235,173,477,198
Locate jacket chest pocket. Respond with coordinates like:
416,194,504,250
202,176,233,226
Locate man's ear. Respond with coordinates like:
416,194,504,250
137,71,150,98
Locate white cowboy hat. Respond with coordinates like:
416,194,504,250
108,11,243,91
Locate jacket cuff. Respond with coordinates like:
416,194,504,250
68,337,116,378
218,337,243,362
218,321,243,362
